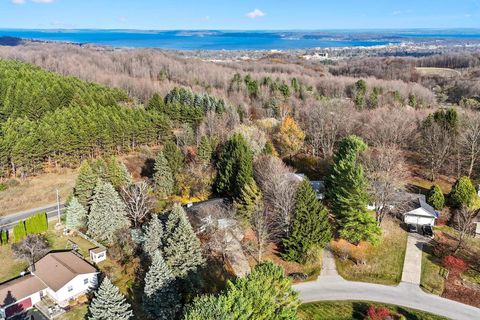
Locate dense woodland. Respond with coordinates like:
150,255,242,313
0,42,480,319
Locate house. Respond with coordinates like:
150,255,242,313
89,247,107,264
403,195,439,226
474,212,480,237
0,251,98,319
287,173,326,199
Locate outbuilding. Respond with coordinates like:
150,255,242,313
403,195,439,226
89,247,107,264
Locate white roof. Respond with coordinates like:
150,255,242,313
403,195,438,219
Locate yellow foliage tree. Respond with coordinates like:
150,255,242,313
274,116,305,157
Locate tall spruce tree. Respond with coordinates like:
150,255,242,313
197,136,213,163
106,157,132,189
88,277,133,320
450,176,476,208
215,133,254,197
163,141,184,174
163,204,205,278
74,160,97,207
153,150,174,198
184,262,299,320
143,251,180,320
65,197,87,230
282,179,331,262
427,185,445,210
326,135,381,245
87,181,130,243
234,178,263,222
143,215,163,257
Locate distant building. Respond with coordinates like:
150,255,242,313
287,173,325,199
0,251,98,319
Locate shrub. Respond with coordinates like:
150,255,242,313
427,184,445,210
0,183,7,192
0,230,8,245
366,306,391,320
13,222,27,242
25,212,48,235
443,255,468,275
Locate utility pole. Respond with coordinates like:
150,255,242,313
56,189,61,223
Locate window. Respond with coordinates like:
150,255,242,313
67,285,73,292
84,278,89,285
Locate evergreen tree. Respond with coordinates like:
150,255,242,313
74,160,97,207
87,277,133,320
197,136,213,163
143,251,180,320
163,204,205,278
215,134,254,197
91,158,110,181
153,151,174,198
143,215,163,257
163,141,184,174
146,93,165,112
184,262,299,320
282,179,331,262
450,176,476,208
87,181,130,243
106,157,132,189
326,135,381,245
65,197,87,230
234,179,263,222
427,185,445,210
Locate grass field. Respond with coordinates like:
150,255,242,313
58,305,88,320
298,301,448,320
416,67,461,78
332,219,408,285
420,244,445,295
0,169,77,216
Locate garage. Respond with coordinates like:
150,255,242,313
5,298,32,318
403,196,438,226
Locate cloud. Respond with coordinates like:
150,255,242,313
11,0,26,4
246,9,265,19
32,0,55,2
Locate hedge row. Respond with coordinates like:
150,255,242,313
0,229,8,245
13,212,48,242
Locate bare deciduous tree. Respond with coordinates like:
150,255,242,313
363,146,408,225
453,206,478,254
459,112,480,178
254,156,299,241
121,181,154,227
12,235,49,271
250,203,270,262
302,99,354,158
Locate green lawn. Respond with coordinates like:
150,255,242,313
298,301,448,320
0,244,28,283
58,304,88,320
332,219,408,285
420,244,445,295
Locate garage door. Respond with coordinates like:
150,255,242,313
418,217,433,226
5,297,32,318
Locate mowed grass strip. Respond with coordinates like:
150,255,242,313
420,244,445,295
332,218,408,285
298,300,448,320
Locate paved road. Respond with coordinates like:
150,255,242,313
293,248,480,320
0,203,65,230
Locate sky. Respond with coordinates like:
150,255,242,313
1,0,479,30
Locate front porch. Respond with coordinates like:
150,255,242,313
35,296,65,320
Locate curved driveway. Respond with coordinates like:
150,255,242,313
293,246,480,320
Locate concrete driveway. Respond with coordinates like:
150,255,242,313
401,235,425,285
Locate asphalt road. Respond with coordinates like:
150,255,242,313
293,248,480,320
0,203,65,230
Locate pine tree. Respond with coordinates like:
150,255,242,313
282,179,331,262
87,277,133,320
163,141,184,174
87,181,130,243
197,136,213,163
153,151,174,198
74,160,97,207
163,204,205,278
91,158,110,181
143,215,163,257
234,179,263,222
65,197,88,230
184,262,299,320
427,185,445,210
215,133,254,197
143,251,180,320
146,93,165,112
326,135,381,245
450,176,476,208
